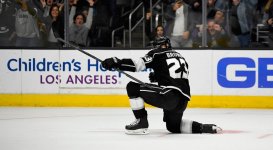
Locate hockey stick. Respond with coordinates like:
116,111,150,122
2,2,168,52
55,37,149,87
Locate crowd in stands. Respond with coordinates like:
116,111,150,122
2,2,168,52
0,0,273,48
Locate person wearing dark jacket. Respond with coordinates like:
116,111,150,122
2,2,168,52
164,0,193,48
264,0,273,47
229,0,257,47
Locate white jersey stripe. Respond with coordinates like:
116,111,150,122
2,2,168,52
132,58,146,72
140,90,157,93
163,86,190,99
121,64,135,68
152,50,176,58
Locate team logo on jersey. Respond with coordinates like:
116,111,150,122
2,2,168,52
143,55,152,62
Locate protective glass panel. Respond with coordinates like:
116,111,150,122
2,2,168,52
0,0,272,49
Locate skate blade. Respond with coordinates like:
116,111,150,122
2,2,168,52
214,126,223,134
125,128,149,135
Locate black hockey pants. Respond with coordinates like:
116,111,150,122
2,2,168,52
127,82,188,133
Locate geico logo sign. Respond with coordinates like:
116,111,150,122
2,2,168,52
217,57,273,88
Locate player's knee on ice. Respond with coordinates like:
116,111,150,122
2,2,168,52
126,82,140,98
166,121,181,133
164,114,182,133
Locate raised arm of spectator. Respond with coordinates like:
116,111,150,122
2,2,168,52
164,2,176,21
69,0,78,26
40,0,46,9
57,2,64,12
85,0,95,29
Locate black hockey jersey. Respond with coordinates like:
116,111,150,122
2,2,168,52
141,48,191,100
118,47,191,100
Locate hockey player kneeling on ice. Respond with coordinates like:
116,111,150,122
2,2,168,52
102,36,222,135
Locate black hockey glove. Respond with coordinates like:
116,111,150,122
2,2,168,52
149,72,157,82
102,57,121,70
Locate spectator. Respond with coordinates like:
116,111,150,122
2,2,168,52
213,9,230,36
229,0,251,48
198,19,229,48
188,0,202,28
43,4,63,47
207,0,217,19
0,0,14,47
142,0,153,41
165,0,193,48
10,0,43,47
68,0,94,47
154,24,165,39
208,0,216,7
40,0,54,17
89,0,113,47
0,0,12,34
214,9,225,25
147,24,165,47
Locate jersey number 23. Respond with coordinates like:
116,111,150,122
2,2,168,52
166,58,189,79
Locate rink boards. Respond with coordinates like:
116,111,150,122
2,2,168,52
0,49,273,108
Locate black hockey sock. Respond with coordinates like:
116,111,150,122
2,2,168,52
133,108,147,119
192,121,202,133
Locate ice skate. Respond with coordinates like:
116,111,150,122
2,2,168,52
125,117,149,135
202,124,222,134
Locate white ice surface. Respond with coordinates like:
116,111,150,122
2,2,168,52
0,107,273,150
